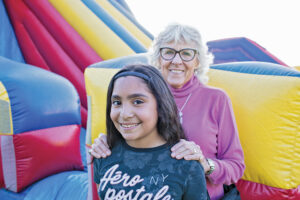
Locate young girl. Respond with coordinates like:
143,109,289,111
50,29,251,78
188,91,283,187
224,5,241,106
93,64,209,200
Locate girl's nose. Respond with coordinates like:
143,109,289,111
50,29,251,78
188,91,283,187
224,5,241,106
120,105,134,118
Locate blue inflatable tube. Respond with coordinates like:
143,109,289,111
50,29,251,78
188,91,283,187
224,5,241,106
82,0,147,53
108,0,154,40
212,62,300,77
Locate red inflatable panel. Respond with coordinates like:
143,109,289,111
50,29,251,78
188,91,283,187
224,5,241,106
3,0,50,71
237,179,300,200
23,0,102,72
81,105,87,128
3,125,83,192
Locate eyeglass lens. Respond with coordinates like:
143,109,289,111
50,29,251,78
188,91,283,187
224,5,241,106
160,48,196,61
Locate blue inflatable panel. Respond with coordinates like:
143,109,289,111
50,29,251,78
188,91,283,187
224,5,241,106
0,188,27,200
207,37,288,66
211,62,300,77
82,0,147,53
25,171,87,200
0,171,87,200
0,57,81,134
80,128,87,171
0,1,24,63
108,0,154,40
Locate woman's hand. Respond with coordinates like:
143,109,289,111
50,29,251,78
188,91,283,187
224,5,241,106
89,133,111,158
171,139,210,174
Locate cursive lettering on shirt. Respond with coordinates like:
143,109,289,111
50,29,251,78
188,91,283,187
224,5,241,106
99,164,173,200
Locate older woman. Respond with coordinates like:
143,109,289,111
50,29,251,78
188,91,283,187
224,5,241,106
91,23,245,200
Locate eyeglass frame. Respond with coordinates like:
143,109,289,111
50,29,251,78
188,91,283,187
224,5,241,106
159,47,198,62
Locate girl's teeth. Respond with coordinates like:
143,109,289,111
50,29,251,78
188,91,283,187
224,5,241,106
122,124,137,128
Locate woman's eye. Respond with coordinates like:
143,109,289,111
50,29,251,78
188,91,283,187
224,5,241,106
166,50,174,54
182,51,191,56
133,99,144,105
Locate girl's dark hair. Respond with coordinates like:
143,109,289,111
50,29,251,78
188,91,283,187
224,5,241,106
106,64,186,148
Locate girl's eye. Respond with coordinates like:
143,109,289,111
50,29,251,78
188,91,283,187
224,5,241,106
112,100,121,106
133,99,144,105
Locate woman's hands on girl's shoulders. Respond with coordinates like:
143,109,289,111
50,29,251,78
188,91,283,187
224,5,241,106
171,139,211,174
90,133,111,158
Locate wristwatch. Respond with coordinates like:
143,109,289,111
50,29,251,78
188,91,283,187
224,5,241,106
205,158,215,175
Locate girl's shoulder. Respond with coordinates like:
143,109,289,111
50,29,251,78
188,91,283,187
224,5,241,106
177,159,204,173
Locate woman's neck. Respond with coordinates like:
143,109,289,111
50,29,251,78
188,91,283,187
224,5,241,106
170,75,200,97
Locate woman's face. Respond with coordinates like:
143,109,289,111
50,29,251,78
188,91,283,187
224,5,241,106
110,76,163,148
159,41,199,89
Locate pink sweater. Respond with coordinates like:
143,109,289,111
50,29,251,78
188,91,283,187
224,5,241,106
170,76,245,200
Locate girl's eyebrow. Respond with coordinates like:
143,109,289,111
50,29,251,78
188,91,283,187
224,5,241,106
127,93,148,99
111,95,120,99
111,93,148,99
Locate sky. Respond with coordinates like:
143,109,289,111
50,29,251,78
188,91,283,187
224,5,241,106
126,0,300,67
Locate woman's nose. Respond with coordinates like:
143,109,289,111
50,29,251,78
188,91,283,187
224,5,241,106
172,53,183,64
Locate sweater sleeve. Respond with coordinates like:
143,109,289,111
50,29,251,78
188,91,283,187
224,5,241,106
207,91,245,185
183,162,209,200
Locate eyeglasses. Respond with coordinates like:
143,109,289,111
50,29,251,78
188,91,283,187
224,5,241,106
160,47,198,62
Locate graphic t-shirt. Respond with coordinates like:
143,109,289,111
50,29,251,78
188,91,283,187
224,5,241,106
93,141,208,200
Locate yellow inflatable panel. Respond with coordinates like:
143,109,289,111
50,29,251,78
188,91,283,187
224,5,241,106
0,82,13,135
85,68,119,144
295,66,300,71
49,0,134,60
208,69,300,189
95,0,152,48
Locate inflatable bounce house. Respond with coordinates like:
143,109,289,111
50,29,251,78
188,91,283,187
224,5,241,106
0,0,299,199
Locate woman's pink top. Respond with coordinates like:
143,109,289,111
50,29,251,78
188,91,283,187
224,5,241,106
170,76,245,200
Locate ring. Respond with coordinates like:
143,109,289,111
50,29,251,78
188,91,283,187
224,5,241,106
193,148,197,154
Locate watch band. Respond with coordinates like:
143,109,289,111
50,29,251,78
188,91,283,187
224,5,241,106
205,158,215,175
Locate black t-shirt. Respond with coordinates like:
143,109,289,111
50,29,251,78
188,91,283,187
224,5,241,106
93,140,208,200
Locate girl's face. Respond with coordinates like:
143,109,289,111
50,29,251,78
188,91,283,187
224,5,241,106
110,76,164,148
159,41,199,89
